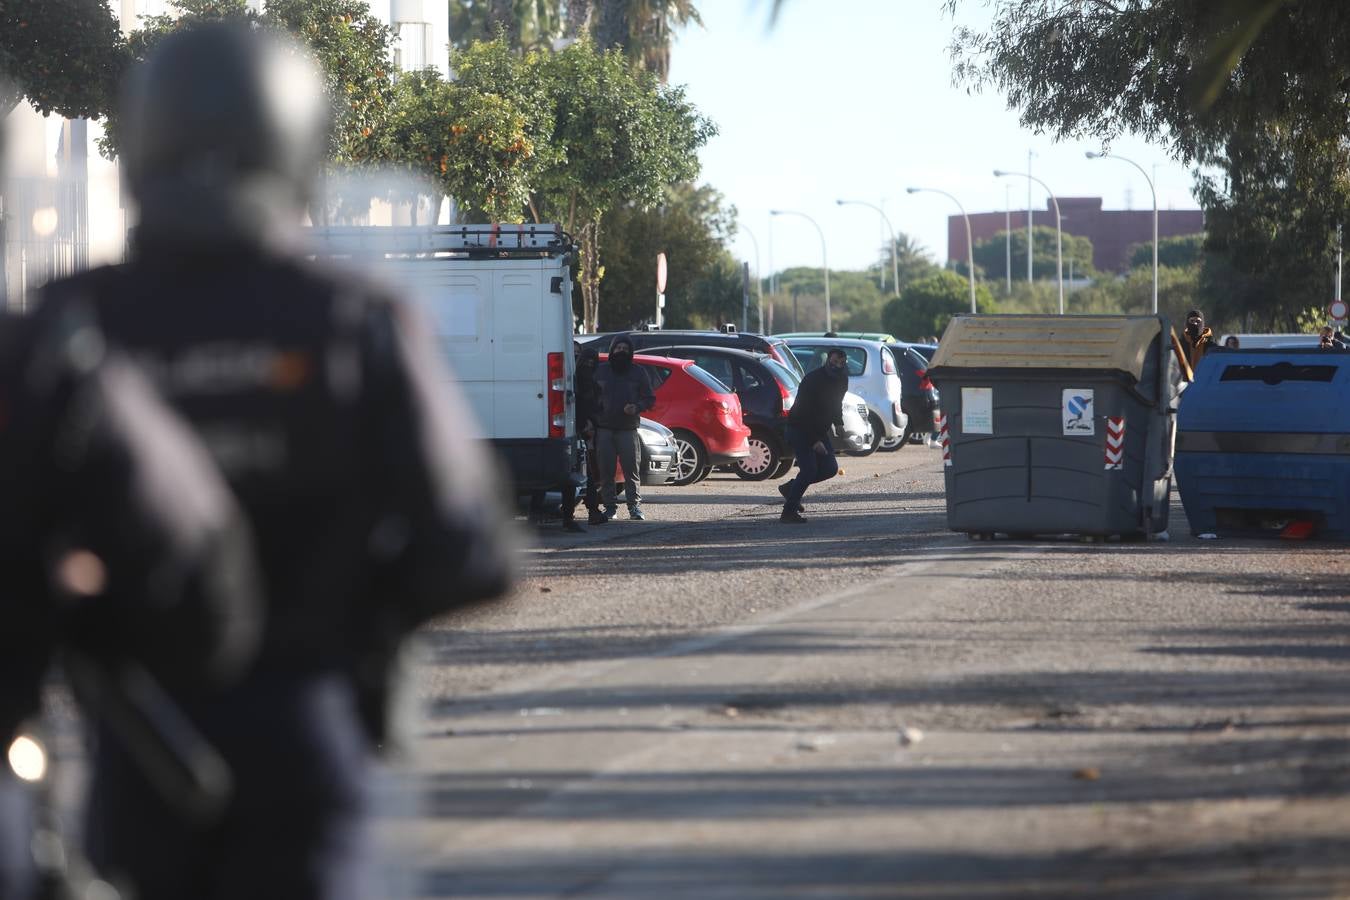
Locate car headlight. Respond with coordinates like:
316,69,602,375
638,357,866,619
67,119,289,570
638,428,667,447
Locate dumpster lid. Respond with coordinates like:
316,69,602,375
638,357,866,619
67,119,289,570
931,315,1165,381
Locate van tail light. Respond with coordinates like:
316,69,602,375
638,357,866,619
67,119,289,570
547,351,566,439
917,367,934,391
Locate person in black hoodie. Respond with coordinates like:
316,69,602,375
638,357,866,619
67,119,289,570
778,348,849,523
593,336,656,520
561,344,605,530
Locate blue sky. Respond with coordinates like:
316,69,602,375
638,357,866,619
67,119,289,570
668,0,1202,277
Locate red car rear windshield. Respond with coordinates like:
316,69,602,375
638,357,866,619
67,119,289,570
684,364,732,394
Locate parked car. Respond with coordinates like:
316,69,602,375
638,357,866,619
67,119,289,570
587,327,806,379
613,417,678,489
837,390,874,456
642,344,797,481
775,331,897,343
601,353,752,485
888,342,940,442
783,337,907,455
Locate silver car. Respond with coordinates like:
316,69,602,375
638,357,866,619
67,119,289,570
785,338,907,455
835,390,874,454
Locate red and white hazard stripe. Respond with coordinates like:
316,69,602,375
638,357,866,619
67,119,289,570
1104,416,1125,470
937,412,951,467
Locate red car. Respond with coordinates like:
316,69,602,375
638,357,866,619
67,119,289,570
601,353,751,485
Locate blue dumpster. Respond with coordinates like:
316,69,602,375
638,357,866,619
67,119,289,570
1174,348,1350,538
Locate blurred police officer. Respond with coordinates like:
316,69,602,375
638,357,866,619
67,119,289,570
39,23,515,900
0,302,261,900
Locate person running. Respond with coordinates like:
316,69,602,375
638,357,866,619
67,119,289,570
777,348,849,523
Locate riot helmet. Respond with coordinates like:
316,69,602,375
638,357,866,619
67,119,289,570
119,23,330,252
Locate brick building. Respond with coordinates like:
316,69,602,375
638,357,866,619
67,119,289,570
947,197,1205,275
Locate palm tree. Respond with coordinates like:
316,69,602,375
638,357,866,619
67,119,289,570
592,0,700,81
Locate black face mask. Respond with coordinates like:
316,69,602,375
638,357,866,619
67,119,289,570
610,350,633,371
1186,320,1202,337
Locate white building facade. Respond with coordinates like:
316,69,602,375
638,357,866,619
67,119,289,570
3,0,449,306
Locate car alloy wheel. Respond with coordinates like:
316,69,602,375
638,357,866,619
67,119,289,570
670,430,708,486
734,430,779,481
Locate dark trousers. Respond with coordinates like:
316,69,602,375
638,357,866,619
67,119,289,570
563,437,602,523
596,428,641,507
86,671,372,900
0,769,33,900
783,425,838,510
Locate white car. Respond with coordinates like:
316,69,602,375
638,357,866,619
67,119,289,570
785,337,907,455
835,390,873,454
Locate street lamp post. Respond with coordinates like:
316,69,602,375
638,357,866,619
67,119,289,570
906,186,977,313
995,169,1063,314
740,224,765,331
769,209,831,331
1086,150,1157,314
836,199,899,297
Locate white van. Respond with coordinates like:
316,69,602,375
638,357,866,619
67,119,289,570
308,224,583,495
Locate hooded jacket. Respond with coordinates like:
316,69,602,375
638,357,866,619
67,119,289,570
788,361,849,442
594,336,656,430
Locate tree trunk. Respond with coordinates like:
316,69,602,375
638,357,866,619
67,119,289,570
487,0,515,36
565,0,592,38
593,0,628,51
580,216,604,333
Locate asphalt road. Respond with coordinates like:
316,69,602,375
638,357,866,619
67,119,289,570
385,443,1350,899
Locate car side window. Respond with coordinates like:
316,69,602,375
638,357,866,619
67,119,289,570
844,348,867,376
695,354,736,389
795,346,826,372
645,366,671,390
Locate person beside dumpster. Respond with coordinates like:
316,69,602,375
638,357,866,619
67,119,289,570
1,303,261,900
1319,326,1347,350
38,24,515,900
1223,336,1240,349
1180,310,1219,369
562,344,605,530
594,336,655,521
777,348,849,523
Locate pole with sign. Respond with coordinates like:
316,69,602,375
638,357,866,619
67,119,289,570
1329,298,1348,327
655,252,667,329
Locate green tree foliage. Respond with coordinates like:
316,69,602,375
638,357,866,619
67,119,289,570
450,0,563,52
530,37,714,331
1127,234,1206,270
969,226,1095,282
767,268,888,334
597,183,739,330
878,233,939,293
949,0,1350,331
882,270,996,341
0,0,127,119
107,0,395,167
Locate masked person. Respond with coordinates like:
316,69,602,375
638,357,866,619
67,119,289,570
1181,309,1218,369
1319,326,1347,350
593,336,655,520
561,344,605,530
1,303,261,900
39,25,515,900
778,348,849,523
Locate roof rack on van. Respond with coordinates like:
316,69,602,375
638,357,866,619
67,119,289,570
307,224,573,259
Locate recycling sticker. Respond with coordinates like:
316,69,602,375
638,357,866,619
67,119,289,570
1062,389,1095,436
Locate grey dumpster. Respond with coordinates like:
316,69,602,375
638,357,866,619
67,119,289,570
928,315,1185,539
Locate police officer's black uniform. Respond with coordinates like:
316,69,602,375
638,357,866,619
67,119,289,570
39,24,515,900
0,304,261,900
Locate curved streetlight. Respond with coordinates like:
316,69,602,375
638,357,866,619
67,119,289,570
836,199,899,297
769,209,831,331
995,169,1063,314
906,186,977,313
1086,150,1157,314
740,224,764,331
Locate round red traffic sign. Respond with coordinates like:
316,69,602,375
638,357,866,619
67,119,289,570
1330,299,1349,320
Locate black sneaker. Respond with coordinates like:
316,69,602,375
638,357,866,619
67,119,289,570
602,504,618,521
777,482,804,513
587,511,608,525
780,509,808,524
628,504,645,521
